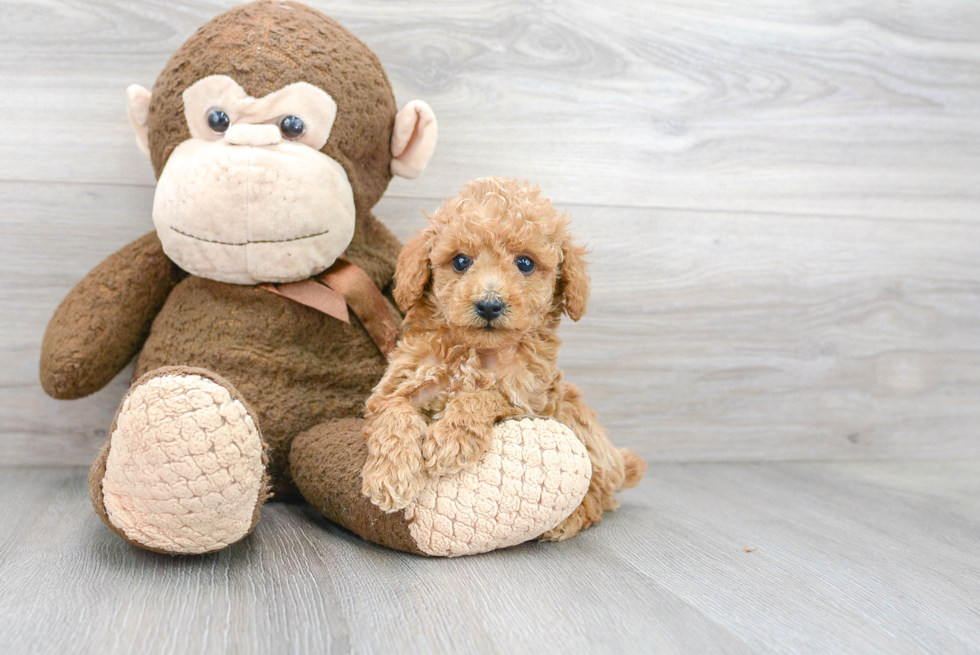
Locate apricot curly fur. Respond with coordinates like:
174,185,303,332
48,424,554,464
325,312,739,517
362,177,645,539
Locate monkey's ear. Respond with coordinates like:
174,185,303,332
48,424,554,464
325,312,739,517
390,100,437,179
126,84,152,157
393,231,432,312
559,240,591,321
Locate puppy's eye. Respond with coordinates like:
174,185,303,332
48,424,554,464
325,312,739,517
207,109,230,134
279,115,306,139
451,254,472,273
515,256,536,275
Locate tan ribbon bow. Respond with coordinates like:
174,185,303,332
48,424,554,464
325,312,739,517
258,258,398,356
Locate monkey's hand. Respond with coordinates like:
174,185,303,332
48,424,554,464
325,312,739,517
40,232,181,400
361,398,428,512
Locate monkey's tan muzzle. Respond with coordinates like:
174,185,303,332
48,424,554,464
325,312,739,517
152,138,356,285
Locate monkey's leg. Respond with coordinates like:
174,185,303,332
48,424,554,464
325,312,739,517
89,366,270,555
289,417,592,557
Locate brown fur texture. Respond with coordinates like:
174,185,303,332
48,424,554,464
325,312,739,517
40,232,183,399
362,178,646,538
146,0,402,284
41,2,402,504
149,2,393,208
289,418,425,555
131,266,401,497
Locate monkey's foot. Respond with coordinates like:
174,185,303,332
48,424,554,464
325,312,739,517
292,417,592,557
90,367,269,555
406,418,593,556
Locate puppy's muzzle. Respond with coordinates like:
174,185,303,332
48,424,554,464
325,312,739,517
474,296,506,322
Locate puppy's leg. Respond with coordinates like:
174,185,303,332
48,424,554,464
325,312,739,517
362,396,428,512
539,383,647,542
423,390,505,475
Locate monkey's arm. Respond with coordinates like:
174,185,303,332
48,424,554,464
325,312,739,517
40,232,182,399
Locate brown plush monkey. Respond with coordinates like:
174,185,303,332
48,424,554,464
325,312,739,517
40,1,593,557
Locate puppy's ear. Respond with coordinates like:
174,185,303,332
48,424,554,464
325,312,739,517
559,240,590,321
393,232,431,312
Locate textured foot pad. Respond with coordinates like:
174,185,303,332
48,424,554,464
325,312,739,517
405,417,592,557
102,373,265,554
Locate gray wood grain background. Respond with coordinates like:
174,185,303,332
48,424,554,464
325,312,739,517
1,0,978,465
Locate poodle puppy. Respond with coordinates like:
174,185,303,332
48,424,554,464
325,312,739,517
361,177,646,540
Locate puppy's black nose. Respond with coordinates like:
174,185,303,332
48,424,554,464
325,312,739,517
475,298,505,321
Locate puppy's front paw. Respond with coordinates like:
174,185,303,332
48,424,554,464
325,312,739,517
423,419,492,475
361,452,426,512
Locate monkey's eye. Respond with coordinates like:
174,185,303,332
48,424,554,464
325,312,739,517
515,256,536,274
279,116,306,139
451,254,472,273
207,109,230,134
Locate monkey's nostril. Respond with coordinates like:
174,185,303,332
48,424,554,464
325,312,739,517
474,298,505,321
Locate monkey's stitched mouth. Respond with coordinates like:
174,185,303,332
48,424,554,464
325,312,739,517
170,226,329,246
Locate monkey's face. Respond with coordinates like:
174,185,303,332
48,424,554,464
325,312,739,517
125,1,438,285
151,75,355,284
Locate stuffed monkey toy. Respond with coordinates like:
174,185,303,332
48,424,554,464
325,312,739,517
40,1,596,557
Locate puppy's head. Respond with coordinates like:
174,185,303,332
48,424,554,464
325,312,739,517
395,177,589,348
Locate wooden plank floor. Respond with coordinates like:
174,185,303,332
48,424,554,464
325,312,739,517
0,462,977,654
